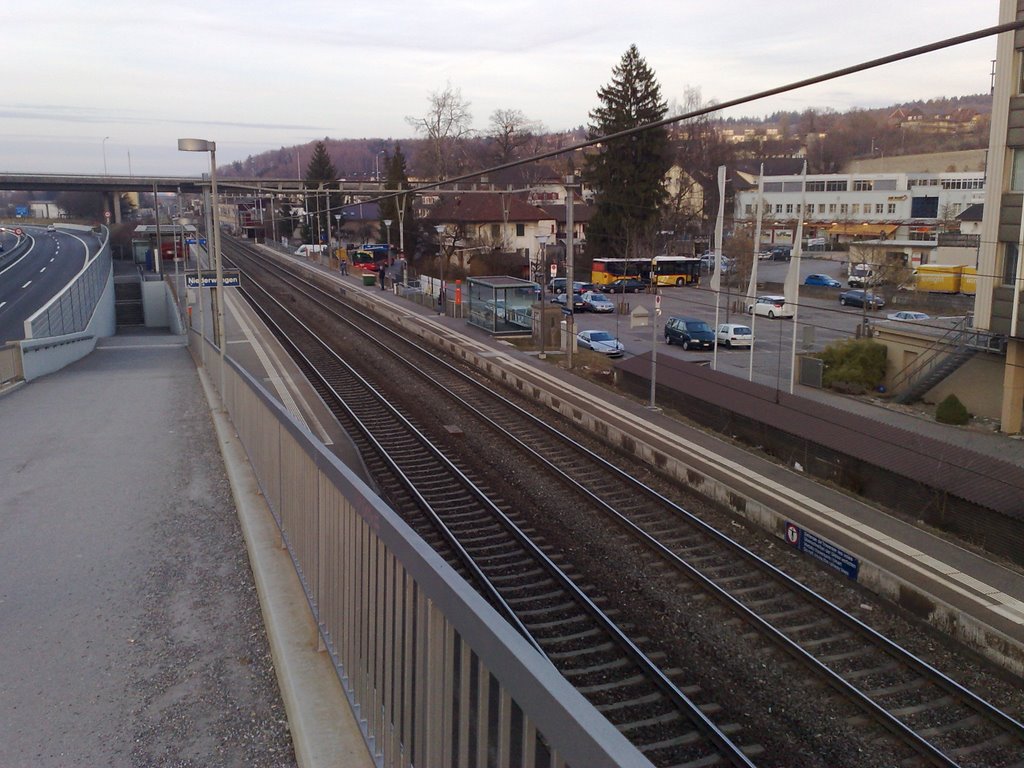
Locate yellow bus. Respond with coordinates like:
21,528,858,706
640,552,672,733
590,257,647,286
649,255,701,287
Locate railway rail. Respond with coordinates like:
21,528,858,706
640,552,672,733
223,238,1024,767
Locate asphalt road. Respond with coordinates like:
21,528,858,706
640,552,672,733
0,227,89,342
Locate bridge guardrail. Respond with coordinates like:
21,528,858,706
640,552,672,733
189,328,652,768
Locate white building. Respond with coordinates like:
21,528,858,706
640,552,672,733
733,170,986,248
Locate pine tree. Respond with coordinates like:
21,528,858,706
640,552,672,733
304,141,338,244
380,144,419,258
585,45,671,260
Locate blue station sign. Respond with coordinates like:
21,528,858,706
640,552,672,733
784,521,859,580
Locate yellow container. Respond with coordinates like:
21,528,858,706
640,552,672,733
960,266,977,295
914,264,962,294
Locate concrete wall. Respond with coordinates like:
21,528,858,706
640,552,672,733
876,328,1004,419
141,280,169,328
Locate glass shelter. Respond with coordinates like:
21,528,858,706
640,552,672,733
466,276,539,335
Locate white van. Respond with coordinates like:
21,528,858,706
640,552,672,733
294,244,326,257
847,263,878,288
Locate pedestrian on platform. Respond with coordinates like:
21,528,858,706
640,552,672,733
378,263,386,290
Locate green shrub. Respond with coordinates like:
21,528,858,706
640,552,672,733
935,394,970,425
816,339,887,392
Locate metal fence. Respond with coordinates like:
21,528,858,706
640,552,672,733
25,227,111,340
189,329,651,768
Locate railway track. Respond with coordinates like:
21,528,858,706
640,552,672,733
224,239,1024,767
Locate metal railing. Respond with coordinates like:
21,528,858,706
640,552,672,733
887,313,985,396
24,226,111,340
189,329,651,768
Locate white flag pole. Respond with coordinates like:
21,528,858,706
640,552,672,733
712,165,726,371
787,162,808,393
747,164,764,382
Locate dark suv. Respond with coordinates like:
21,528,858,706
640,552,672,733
664,316,715,350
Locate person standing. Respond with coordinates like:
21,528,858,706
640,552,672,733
378,262,386,290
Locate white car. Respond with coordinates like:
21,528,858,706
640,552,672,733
887,311,930,322
716,323,753,348
576,329,624,357
746,295,794,319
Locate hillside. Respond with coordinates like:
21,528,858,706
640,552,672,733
220,95,993,180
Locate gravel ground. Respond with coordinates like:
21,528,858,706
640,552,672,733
300,298,1024,767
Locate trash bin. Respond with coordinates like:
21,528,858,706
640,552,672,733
362,274,377,287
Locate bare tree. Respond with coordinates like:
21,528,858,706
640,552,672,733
405,83,474,181
488,108,544,164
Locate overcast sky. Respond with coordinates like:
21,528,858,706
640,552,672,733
0,1,1003,177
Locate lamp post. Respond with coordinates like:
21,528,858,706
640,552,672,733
435,224,446,315
383,219,392,249
177,138,225,400
102,136,110,175
536,234,549,358
375,150,386,182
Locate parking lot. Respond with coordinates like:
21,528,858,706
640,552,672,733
568,256,894,389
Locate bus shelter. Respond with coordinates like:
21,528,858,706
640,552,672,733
466,276,538,335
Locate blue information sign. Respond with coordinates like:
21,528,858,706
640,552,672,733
784,522,859,580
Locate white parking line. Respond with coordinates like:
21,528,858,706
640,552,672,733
0,302,6,310
39,267,46,273
21,281,31,289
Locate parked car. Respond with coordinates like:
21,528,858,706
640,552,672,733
46,223,56,232
551,292,586,311
599,278,647,294
664,316,716,350
769,245,792,261
839,289,886,309
746,295,794,319
576,329,624,357
580,291,614,313
699,253,732,272
804,273,842,288
887,310,930,322
757,248,774,260
716,323,754,348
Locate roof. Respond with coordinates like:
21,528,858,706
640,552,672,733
957,203,984,222
468,276,537,288
427,193,551,224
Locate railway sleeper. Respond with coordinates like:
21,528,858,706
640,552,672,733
888,693,956,719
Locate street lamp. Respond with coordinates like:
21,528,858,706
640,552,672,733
383,219,392,249
102,136,110,175
536,234,549,358
375,150,386,182
435,224,446,315
177,137,225,399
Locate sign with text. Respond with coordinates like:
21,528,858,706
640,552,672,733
785,522,859,580
186,270,241,288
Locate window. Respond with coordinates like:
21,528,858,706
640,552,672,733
828,203,837,213
1004,242,1020,286
853,180,873,191
851,204,860,215
776,204,783,213
806,181,826,192
818,204,825,213
515,223,525,237
491,224,501,238
826,180,847,192
786,204,793,214
875,203,884,214
840,204,849,214
1011,150,1024,191
887,203,896,214
745,204,752,214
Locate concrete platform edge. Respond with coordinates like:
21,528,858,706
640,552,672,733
194,364,375,768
